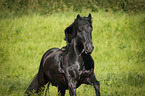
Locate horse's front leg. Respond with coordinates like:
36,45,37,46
67,78,77,96
65,70,77,96
84,73,100,96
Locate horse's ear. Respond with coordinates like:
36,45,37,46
77,14,80,19
88,13,92,20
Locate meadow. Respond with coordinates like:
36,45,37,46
0,9,145,96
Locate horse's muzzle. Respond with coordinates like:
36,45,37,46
85,43,94,54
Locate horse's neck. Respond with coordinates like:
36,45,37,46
67,39,83,60
69,39,78,55
65,39,85,69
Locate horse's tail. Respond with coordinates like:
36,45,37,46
25,74,39,95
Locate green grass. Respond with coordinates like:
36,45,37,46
0,10,145,96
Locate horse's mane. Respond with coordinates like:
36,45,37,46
61,44,70,56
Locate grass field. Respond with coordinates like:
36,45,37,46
0,10,145,96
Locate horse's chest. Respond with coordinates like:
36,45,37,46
70,61,81,70
66,61,83,77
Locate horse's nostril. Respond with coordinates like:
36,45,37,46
86,45,94,50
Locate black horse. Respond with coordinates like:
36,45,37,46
25,14,100,96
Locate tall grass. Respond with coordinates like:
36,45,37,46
0,9,145,96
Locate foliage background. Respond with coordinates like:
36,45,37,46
0,0,145,15
0,0,145,96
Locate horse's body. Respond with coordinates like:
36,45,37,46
25,14,100,96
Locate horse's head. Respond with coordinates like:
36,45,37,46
65,14,94,54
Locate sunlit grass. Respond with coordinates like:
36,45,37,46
0,10,145,96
